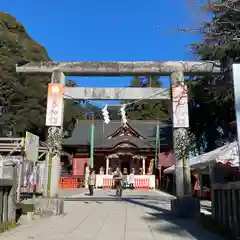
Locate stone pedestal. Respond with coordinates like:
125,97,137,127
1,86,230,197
50,155,61,198
35,198,64,216
171,196,200,218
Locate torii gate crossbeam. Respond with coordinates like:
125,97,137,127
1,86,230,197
16,61,220,76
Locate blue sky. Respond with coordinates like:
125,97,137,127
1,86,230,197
2,0,204,106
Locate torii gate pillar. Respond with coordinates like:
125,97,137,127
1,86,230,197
170,71,200,217
170,71,191,197
44,71,65,198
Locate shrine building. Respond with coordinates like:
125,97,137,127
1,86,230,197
63,120,174,177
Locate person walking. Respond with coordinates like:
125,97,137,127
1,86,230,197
88,169,96,196
113,167,123,196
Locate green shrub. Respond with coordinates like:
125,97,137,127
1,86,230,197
0,221,17,233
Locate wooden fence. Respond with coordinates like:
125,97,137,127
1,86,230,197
212,182,240,238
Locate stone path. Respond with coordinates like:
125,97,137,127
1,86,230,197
0,189,222,240
58,188,88,198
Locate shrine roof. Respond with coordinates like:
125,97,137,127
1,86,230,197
95,135,154,149
63,120,172,148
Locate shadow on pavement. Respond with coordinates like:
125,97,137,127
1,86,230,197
123,198,222,240
64,196,148,201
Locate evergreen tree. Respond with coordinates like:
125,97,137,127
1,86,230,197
0,12,101,139
186,1,239,152
126,76,170,121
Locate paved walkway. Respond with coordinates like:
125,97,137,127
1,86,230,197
58,188,88,198
1,190,222,240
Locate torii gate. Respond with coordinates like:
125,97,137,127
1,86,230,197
16,60,220,216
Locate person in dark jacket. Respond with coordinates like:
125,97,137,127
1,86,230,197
113,167,123,196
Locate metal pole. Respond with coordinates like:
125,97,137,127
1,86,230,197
47,151,52,198
154,123,160,169
158,128,161,188
90,112,95,169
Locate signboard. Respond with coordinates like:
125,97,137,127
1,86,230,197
172,84,189,128
25,131,39,162
45,83,64,126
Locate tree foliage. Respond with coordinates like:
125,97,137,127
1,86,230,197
0,12,101,139
186,1,239,153
125,76,170,121
0,12,51,138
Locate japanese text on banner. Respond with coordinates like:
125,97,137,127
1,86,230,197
45,83,64,126
172,84,189,128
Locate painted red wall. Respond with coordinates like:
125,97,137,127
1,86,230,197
72,158,89,176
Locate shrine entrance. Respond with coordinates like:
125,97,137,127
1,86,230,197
120,157,131,173
16,60,220,197
106,153,148,175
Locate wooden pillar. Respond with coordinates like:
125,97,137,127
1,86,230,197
218,189,223,222
209,165,216,218
231,189,238,236
198,171,203,197
142,157,146,175
222,190,227,225
227,189,232,229
106,157,109,175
